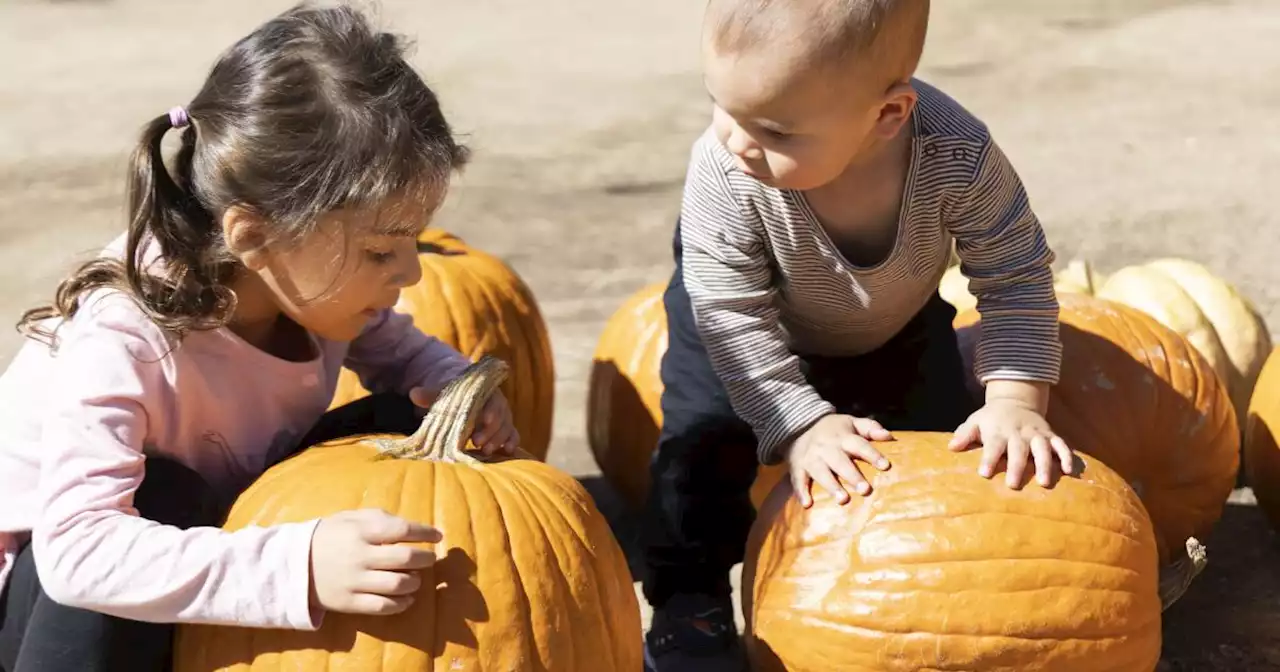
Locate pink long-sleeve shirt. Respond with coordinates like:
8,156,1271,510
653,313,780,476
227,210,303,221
0,236,470,629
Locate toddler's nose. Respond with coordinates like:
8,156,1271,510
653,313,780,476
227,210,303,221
725,128,764,161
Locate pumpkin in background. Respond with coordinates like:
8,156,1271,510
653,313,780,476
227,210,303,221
586,282,667,509
332,229,556,461
1245,348,1280,531
585,282,786,510
936,263,978,314
1052,258,1107,295
174,358,640,672
744,433,1166,672
955,293,1239,564
1095,258,1272,431
938,258,1103,315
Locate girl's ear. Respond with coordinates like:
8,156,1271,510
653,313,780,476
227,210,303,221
222,206,271,270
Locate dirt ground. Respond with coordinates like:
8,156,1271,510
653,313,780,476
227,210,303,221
3,0,1279,668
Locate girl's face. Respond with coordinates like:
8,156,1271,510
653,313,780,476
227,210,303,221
228,189,435,345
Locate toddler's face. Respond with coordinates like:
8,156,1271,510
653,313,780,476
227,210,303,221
703,44,886,191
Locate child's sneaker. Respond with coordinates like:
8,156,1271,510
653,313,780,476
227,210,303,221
643,593,747,672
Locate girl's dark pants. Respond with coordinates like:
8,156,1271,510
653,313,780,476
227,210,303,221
0,394,421,672
640,220,979,608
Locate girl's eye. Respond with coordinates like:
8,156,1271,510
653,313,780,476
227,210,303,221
761,128,792,141
364,249,396,265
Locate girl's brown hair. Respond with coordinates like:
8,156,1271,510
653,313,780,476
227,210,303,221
18,2,468,347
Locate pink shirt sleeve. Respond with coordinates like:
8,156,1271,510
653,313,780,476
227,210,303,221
31,309,322,629
342,308,472,395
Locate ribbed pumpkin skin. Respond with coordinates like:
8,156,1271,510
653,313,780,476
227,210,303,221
172,441,640,671
744,432,1162,672
956,294,1239,563
332,229,556,461
586,282,667,509
1246,348,1280,531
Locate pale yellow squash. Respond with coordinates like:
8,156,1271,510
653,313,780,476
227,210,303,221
1095,258,1271,427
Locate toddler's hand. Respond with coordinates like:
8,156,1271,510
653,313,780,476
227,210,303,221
948,400,1073,488
786,414,893,508
309,509,440,616
409,386,520,456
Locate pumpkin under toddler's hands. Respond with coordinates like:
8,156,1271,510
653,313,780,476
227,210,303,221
786,413,894,508
309,509,441,616
409,386,520,456
948,398,1073,489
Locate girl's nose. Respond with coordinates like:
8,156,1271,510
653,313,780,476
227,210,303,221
391,242,423,289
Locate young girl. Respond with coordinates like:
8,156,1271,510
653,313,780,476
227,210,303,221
0,5,518,671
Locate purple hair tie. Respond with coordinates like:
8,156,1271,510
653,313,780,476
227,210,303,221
168,106,190,129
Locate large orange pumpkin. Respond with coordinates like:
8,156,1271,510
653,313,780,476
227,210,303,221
585,282,779,509
940,257,1272,433
954,294,1239,564
1245,347,1280,531
332,229,555,461
174,358,639,671
743,433,1171,672
586,282,667,509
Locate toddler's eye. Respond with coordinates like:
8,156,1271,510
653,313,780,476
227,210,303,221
762,128,792,141
364,249,396,265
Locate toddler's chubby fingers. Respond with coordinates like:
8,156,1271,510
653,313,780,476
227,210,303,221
1029,435,1055,487
839,434,890,471
1004,435,1029,489
826,452,871,498
850,417,893,442
789,465,815,509
948,420,981,452
808,462,851,505
1050,435,1074,474
977,432,1006,479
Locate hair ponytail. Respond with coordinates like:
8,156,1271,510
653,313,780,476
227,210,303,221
16,113,237,349
18,3,470,349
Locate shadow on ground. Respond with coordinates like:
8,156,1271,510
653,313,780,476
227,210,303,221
1160,500,1280,670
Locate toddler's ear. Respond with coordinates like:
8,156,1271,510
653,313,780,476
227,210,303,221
222,205,271,270
872,80,918,139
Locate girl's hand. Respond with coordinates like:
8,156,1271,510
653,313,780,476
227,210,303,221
469,391,519,456
309,509,440,616
409,386,520,456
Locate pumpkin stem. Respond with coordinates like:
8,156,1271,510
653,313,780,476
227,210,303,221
1157,537,1207,611
371,356,510,464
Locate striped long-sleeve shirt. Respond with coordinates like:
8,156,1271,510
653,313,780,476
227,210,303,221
680,79,1062,465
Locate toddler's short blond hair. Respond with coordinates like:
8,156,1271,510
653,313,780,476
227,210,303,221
706,0,929,83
